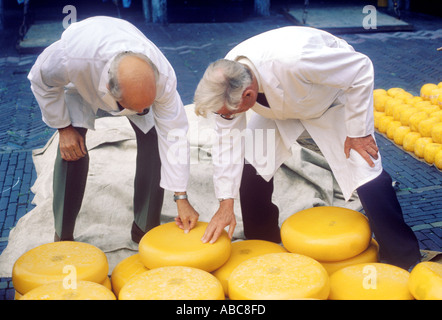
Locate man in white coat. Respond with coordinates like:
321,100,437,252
28,16,199,243
194,26,421,270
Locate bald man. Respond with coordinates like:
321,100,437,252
28,17,199,243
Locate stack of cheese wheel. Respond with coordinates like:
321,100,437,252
212,240,287,297
281,206,373,267
119,266,224,300
20,280,116,300
138,221,231,272
329,263,414,300
228,253,330,300
13,241,111,300
110,253,148,297
373,84,442,169
408,261,442,300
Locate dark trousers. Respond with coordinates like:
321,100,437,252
53,122,164,241
239,163,421,270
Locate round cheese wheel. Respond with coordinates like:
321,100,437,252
394,91,413,102
435,150,442,170
373,94,389,112
399,107,418,126
281,206,371,262
414,137,433,158
403,132,422,152
386,120,402,139
392,104,411,121
387,87,404,97
424,143,442,164
420,83,438,100
329,263,413,300
378,115,394,133
421,105,440,116
409,111,429,132
431,122,442,144
228,253,330,300
119,266,224,300
393,126,411,145
408,261,442,300
373,112,385,129
384,100,401,117
418,117,440,137
373,88,387,97
319,239,379,275
12,241,109,295
111,253,148,296
212,240,287,296
139,221,231,272
19,280,116,300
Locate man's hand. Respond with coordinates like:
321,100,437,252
201,199,236,244
58,125,87,161
174,194,199,234
344,135,379,167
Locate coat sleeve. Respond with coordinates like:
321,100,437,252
297,46,375,138
27,41,72,129
151,76,190,192
212,113,247,199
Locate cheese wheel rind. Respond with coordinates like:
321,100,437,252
212,240,287,296
12,241,109,295
111,253,148,296
281,206,371,262
19,280,116,300
228,253,330,300
408,261,442,300
139,222,231,272
329,263,414,300
119,266,225,300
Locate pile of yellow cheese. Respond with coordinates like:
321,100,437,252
373,82,442,169
12,210,442,300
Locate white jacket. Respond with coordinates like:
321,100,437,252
28,16,190,192
213,26,382,201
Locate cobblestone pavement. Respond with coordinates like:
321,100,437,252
0,6,441,299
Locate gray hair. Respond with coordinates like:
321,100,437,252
194,59,252,117
107,51,159,101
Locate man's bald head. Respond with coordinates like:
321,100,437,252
108,52,158,113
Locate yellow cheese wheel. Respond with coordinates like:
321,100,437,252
404,96,423,105
139,221,231,272
394,91,413,102
435,150,442,170
111,253,149,296
409,262,442,300
329,263,413,300
399,107,418,126
403,132,422,152
228,253,329,300
212,240,287,296
419,117,440,137
373,94,389,112
373,111,385,129
393,104,411,121
393,126,411,145
19,280,116,300
386,121,402,139
431,122,442,143
12,241,109,295
387,87,405,97
15,277,112,300
119,266,224,300
319,239,379,275
420,83,438,100
421,105,441,116
431,110,442,121
280,206,371,262
424,143,442,164
384,99,401,116
409,111,429,132
430,88,442,105
414,137,433,158
378,115,394,133
373,88,387,97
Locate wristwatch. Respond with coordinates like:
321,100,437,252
173,194,188,202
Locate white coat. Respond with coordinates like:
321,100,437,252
212,26,383,201
28,16,190,192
